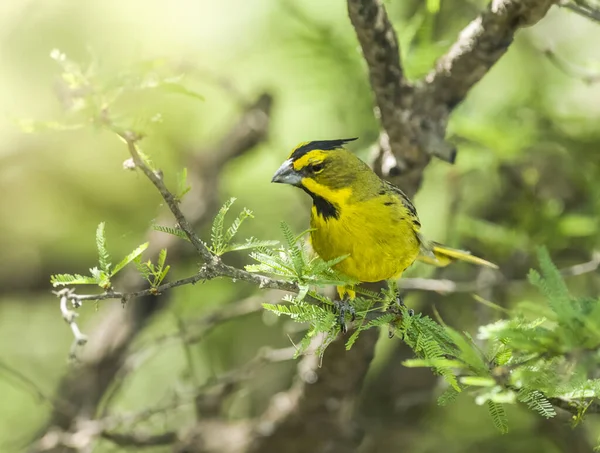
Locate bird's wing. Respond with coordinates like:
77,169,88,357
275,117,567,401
384,181,421,230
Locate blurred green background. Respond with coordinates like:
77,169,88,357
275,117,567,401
1,0,600,451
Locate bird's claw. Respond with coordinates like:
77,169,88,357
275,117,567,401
334,298,356,334
395,291,414,317
388,291,414,339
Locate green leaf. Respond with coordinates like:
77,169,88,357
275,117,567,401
50,273,98,287
134,257,152,284
403,358,465,369
487,401,509,434
158,81,205,102
157,265,171,287
345,326,363,350
153,225,191,242
226,238,279,253
112,242,149,276
281,221,305,277
438,387,460,406
444,326,488,375
176,168,191,200
460,377,496,387
211,198,236,255
96,222,111,273
296,284,309,303
223,208,253,250
558,214,597,237
157,248,167,271
426,0,440,14
518,389,556,419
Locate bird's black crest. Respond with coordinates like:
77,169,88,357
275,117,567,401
290,137,358,162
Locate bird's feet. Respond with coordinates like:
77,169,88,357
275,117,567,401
394,291,414,317
388,291,414,339
334,298,356,334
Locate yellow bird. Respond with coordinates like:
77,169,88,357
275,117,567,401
271,138,497,330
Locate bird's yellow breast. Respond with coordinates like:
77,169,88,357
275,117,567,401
309,196,420,283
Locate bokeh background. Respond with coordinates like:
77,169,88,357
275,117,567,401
1,0,600,451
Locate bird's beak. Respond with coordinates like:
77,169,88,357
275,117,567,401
271,159,302,186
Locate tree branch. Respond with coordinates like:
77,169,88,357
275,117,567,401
36,93,273,453
559,0,600,23
347,0,455,191
423,0,557,109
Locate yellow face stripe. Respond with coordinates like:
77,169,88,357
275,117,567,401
292,150,327,171
301,178,352,205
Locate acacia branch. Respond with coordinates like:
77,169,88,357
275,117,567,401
559,0,600,23
110,127,213,262
346,0,415,159
347,0,455,191
37,93,273,453
423,0,557,109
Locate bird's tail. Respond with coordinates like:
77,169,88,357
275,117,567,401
417,242,498,269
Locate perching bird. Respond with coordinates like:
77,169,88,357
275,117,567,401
271,138,497,330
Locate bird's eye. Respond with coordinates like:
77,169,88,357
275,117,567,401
311,163,325,173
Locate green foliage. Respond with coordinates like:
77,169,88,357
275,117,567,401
518,389,556,419
152,225,191,242
370,247,600,433
246,221,356,291
96,222,111,273
208,198,277,256
175,168,192,201
487,401,509,434
48,201,600,436
51,223,148,289
134,248,171,290
17,50,204,136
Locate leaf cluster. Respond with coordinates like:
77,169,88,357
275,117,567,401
51,223,148,290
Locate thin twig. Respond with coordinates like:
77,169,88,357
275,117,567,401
559,0,600,23
100,430,177,447
422,0,556,109
542,47,600,84
110,126,214,262
399,252,600,294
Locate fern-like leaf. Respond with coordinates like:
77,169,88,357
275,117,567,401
134,257,152,284
96,222,111,273
438,387,460,406
176,167,191,200
153,225,191,242
281,221,305,276
223,208,253,248
211,198,236,255
50,273,98,287
487,401,509,434
226,238,279,253
518,389,556,418
112,242,149,276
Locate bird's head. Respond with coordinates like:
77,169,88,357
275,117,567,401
271,138,368,196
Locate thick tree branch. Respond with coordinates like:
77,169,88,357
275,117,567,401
346,0,414,158
245,329,380,453
423,0,557,109
347,0,455,192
